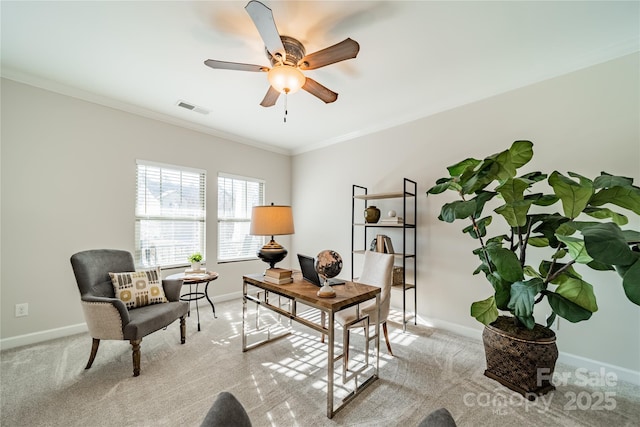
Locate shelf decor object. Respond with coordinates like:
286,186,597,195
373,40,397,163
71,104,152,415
352,178,418,330
315,250,343,298
250,203,295,269
364,205,381,223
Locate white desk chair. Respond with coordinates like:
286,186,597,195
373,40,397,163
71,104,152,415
335,250,394,375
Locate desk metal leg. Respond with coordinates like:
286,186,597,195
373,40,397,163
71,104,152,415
242,281,247,351
327,311,335,418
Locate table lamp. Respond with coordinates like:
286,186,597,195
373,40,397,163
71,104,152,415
250,203,295,269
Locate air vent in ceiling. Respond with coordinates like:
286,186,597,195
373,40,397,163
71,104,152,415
177,100,210,115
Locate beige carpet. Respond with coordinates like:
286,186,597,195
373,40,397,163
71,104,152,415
1,299,639,426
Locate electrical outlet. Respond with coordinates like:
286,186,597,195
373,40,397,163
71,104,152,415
15,303,29,317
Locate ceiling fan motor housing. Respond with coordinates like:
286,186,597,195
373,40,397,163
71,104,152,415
267,36,306,67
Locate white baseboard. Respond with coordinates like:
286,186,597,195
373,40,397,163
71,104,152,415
408,311,640,387
557,352,640,387
0,293,244,352
0,323,88,351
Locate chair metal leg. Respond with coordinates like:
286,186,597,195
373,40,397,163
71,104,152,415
382,321,393,355
180,316,186,344
131,339,141,377
85,338,100,369
342,328,350,378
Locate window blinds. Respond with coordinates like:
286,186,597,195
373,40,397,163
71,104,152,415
217,173,265,262
135,160,206,268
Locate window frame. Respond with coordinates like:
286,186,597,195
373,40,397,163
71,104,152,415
134,159,206,269
217,172,266,263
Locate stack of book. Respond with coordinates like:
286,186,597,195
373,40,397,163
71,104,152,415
263,268,293,284
376,234,395,254
380,216,404,224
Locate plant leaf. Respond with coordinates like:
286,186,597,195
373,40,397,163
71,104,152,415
470,296,499,325
582,223,636,266
508,278,544,329
589,186,640,215
555,277,598,312
549,171,593,219
509,140,534,168
593,172,634,189
556,234,593,264
472,191,497,218
530,194,559,206
487,246,524,282
527,236,549,247
485,271,511,310
622,259,640,305
494,199,534,227
547,292,593,323
438,200,477,223
426,178,454,195
496,177,531,203
462,216,492,239
583,206,628,225
447,158,480,177
523,265,542,278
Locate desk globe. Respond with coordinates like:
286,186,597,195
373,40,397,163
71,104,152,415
315,250,343,297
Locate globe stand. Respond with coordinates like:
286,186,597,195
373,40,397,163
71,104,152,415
317,277,336,298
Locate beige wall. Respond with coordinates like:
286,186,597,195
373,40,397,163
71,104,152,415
291,53,640,373
1,78,291,340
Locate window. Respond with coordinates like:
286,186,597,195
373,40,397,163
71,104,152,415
135,160,206,268
218,173,265,262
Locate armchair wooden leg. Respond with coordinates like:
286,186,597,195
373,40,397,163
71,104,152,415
180,316,186,344
131,339,141,377
85,338,100,370
382,322,393,356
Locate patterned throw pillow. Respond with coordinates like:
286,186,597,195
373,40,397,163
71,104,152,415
109,267,167,309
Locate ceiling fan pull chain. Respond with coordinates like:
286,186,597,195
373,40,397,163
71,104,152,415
284,92,288,123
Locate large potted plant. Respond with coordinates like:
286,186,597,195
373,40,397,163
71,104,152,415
427,140,640,397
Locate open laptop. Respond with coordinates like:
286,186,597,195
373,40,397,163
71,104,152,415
297,254,346,286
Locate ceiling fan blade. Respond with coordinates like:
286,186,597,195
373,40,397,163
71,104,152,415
298,38,360,70
260,86,280,107
204,59,268,72
245,1,286,62
302,78,338,104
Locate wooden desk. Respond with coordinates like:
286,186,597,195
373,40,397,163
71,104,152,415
242,273,381,418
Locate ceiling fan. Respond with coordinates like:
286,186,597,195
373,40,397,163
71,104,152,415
204,0,360,108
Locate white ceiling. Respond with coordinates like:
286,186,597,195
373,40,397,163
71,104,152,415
2,1,638,155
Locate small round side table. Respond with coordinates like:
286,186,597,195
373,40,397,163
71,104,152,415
167,271,218,331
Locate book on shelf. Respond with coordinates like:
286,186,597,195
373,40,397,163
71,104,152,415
265,268,292,279
383,235,395,254
263,275,293,285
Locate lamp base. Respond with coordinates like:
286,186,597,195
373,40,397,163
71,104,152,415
257,239,288,269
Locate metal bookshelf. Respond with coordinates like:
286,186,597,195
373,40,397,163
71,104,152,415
351,178,417,330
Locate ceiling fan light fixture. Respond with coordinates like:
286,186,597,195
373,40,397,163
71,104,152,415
268,65,306,94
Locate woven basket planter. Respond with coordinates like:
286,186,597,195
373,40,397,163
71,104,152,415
482,316,558,399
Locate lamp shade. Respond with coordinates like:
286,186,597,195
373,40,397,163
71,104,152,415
267,65,306,94
250,205,295,236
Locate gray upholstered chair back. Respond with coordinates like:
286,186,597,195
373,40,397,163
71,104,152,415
71,249,135,298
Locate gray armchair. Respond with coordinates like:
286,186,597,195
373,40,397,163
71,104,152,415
70,249,189,376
